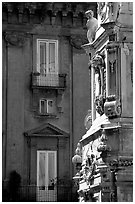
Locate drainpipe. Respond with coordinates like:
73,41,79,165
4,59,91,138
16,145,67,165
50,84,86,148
3,35,8,181
25,134,31,185
69,38,74,198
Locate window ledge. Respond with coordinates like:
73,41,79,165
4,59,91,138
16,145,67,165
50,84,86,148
35,113,58,119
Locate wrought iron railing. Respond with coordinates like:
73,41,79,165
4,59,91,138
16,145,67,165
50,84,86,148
32,73,66,88
3,185,72,202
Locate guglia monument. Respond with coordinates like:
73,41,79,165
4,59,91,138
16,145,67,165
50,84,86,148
72,2,133,202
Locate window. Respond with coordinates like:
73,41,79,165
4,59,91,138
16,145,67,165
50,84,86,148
37,151,57,201
37,39,58,75
39,99,54,114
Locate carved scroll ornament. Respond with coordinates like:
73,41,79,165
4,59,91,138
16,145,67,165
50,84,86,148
70,35,88,49
5,32,26,47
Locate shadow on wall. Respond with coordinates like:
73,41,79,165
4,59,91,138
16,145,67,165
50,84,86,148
2,170,21,202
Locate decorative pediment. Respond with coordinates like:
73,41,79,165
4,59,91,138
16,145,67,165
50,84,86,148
24,123,69,137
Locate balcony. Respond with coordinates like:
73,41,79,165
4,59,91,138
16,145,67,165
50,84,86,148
3,185,72,202
31,73,66,89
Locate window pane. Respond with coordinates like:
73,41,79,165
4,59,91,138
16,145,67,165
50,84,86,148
40,42,46,74
49,43,55,73
47,100,54,114
40,100,47,114
48,152,55,187
39,152,46,186
48,100,53,107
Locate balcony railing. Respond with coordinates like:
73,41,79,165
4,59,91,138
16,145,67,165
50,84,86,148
32,73,66,89
3,185,72,202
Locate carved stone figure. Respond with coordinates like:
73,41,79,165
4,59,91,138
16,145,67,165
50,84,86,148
92,54,104,96
97,2,109,23
95,95,105,115
82,154,96,185
84,110,92,130
90,53,106,115
107,2,121,22
98,2,121,24
97,129,111,152
85,10,98,43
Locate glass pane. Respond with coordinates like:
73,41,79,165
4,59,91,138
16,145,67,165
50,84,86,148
40,42,46,74
49,43,55,73
48,152,55,188
49,100,53,106
47,100,53,114
40,100,47,114
39,152,46,186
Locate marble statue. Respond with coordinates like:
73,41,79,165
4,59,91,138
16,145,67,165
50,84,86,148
85,10,98,43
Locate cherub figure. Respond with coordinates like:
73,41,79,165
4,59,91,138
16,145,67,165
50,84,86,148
85,10,98,43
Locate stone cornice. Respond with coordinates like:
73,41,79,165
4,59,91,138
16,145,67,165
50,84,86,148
3,2,97,15
3,2,97,25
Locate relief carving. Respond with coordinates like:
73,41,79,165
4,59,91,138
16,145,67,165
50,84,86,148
109,60,116,73
104,95,121,118
97,129,111,152
81,153,97,185
95,95,106,116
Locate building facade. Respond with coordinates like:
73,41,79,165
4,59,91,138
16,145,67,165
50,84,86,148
2,2,97,201
72,2,133,202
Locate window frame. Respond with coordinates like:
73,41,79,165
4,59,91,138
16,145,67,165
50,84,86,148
37,39,58,74
37,150,57,187
39,98,54,115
